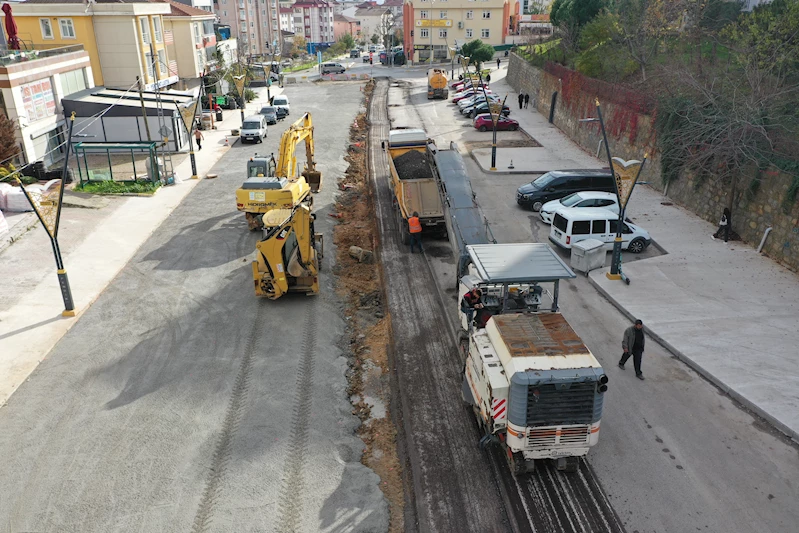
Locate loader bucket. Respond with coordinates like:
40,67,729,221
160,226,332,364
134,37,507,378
303,169,322,193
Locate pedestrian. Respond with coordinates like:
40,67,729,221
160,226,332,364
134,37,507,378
194,128,204,151
497,58,501,70
460,287,484,328
524,93,530,109
485,73,491,83
619,319,646,380
408,211,424,253
518,93,524,110
712,208,731,242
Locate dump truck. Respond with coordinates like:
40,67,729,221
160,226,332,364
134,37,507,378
384,129,446,244
235,113,321,230
459,243,609,476
427,68,449,99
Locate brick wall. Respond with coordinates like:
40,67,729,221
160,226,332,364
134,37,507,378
506,52,799,270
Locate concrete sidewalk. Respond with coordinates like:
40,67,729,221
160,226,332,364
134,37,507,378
483,67,799,442
0,86,282,406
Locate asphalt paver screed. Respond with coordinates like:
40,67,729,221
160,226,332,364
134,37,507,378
333,80,406,533
393,150,431,180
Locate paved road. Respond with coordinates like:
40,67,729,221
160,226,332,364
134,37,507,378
0,84,387,533
396,75,799,533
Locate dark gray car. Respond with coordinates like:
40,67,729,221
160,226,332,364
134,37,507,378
259,105,278,125
516,170,615,211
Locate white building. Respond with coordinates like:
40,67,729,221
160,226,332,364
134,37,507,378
293,0,335,49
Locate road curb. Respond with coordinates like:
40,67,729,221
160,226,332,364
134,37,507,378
467,127,551,174
586,273,799,445
0,213,39,255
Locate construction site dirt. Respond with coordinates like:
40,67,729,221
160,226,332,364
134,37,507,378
367,78,627,533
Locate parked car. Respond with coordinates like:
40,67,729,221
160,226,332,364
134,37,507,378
259,105,279,125
281,59,292,67
350,49,361,58
549,207,651,254
458,93,497,110
453,88,492,104
539,191,619,224
241,114,268,143
473,114,520,132
467,101,509,119
516,170,615,211
271,94,290,116
321,62,346,74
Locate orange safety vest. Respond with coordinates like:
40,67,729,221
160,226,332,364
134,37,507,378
408,216,422,234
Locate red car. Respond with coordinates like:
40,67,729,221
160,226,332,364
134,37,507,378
473,114,520,132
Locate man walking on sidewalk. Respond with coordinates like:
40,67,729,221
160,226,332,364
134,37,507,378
194,128,204,151
619,319,646,380
497,58,501,70
524,93,530,109
518,93,524,110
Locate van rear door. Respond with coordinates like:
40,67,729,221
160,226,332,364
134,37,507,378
550,213,570,248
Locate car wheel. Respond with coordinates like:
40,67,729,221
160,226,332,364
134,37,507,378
532,201,543,212
478,125,487,132
509,124,518,131
628,238,647,254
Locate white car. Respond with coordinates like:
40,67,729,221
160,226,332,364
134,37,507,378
457,93,495,109
539,191,620,224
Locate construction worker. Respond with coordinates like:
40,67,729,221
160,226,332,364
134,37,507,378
408,211,423,253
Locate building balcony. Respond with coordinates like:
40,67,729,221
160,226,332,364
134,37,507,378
0,43,85,67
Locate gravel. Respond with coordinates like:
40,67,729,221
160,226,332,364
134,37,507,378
393,149,431,180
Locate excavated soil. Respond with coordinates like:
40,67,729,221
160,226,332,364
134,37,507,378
332,80,405,533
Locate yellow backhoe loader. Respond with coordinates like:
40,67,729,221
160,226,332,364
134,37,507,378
252,205,323,299
235,112,322,230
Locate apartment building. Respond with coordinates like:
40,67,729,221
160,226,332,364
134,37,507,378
333,13,360,41
354,6,392,44
293,0,335,51
0,46,94,166
172,0,216,13
163,2,219,85
403,0,510,63
9,0,176,90
279,7,295,33
214,0,280,58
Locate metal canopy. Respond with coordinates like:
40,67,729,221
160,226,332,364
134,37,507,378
467,243,576,283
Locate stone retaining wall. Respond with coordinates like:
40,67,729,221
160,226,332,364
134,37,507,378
507,52,799,270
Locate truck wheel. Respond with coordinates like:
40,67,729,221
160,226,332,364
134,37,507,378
508,450,529,477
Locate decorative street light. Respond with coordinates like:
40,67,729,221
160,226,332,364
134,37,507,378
581,99,647,283
429,0,435,64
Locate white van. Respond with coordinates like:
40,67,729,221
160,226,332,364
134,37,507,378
241,114,267,143
321,62,346,74
549,207,651,254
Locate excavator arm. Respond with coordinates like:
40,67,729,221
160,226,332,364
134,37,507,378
277,112,322,192
252,205,321,299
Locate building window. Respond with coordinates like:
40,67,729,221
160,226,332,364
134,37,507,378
194,23,201,45
196,49,204,68
140,17,151,43
158,49,167,74
466,10,473,19
420,28,428,38
153,17,163,43
145,52,155,79
40,18,54,39
59,18,76,39
465,28,473,38
223,10,227,16
482,11,491,19
250,21,254,28
439,29,447,38
440,11,447,18
60,68,87,97
420,11,428,19
481,28,490,38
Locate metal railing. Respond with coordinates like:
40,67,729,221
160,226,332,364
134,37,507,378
0,44,85,67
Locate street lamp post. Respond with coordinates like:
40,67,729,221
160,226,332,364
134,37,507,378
429,0,435,65
580,99,647,283
475,67,505,171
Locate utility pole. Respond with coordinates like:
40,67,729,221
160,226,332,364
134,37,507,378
137,76,153,142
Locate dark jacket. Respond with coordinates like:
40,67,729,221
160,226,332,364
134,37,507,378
622,325,644,352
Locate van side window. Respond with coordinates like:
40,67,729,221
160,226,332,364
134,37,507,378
572,221,591,235
591,220,606,234
609,220,634,234
594,175,615,190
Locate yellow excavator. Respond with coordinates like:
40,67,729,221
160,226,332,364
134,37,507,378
252,205,323,299
235,112,322,230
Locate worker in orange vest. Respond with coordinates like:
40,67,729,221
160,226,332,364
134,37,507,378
408,211,424,253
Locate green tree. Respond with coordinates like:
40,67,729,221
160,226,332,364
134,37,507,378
293,35,307,53
340,33,356,49
0,115,21,170
550,0,606,51
574,12,636,79
461,39,495,69
370,34,379,45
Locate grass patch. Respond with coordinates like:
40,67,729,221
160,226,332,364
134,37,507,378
76,180,161,195
284,60,317,73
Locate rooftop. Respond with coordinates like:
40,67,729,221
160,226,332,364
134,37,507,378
165,1,216,17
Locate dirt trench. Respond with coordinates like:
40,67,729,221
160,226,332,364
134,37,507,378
332,80,404,533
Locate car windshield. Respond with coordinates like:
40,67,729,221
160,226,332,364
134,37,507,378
273,98,287,105
560,193,583,207
243,121,261,129
532,172,556,188
260,107,276,114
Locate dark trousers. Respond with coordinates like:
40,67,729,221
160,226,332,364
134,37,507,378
714,224,729,242
620,349,643,375
195,138,202,150
409,232,423,253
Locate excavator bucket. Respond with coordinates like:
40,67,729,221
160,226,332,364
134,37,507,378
303,169,322,193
